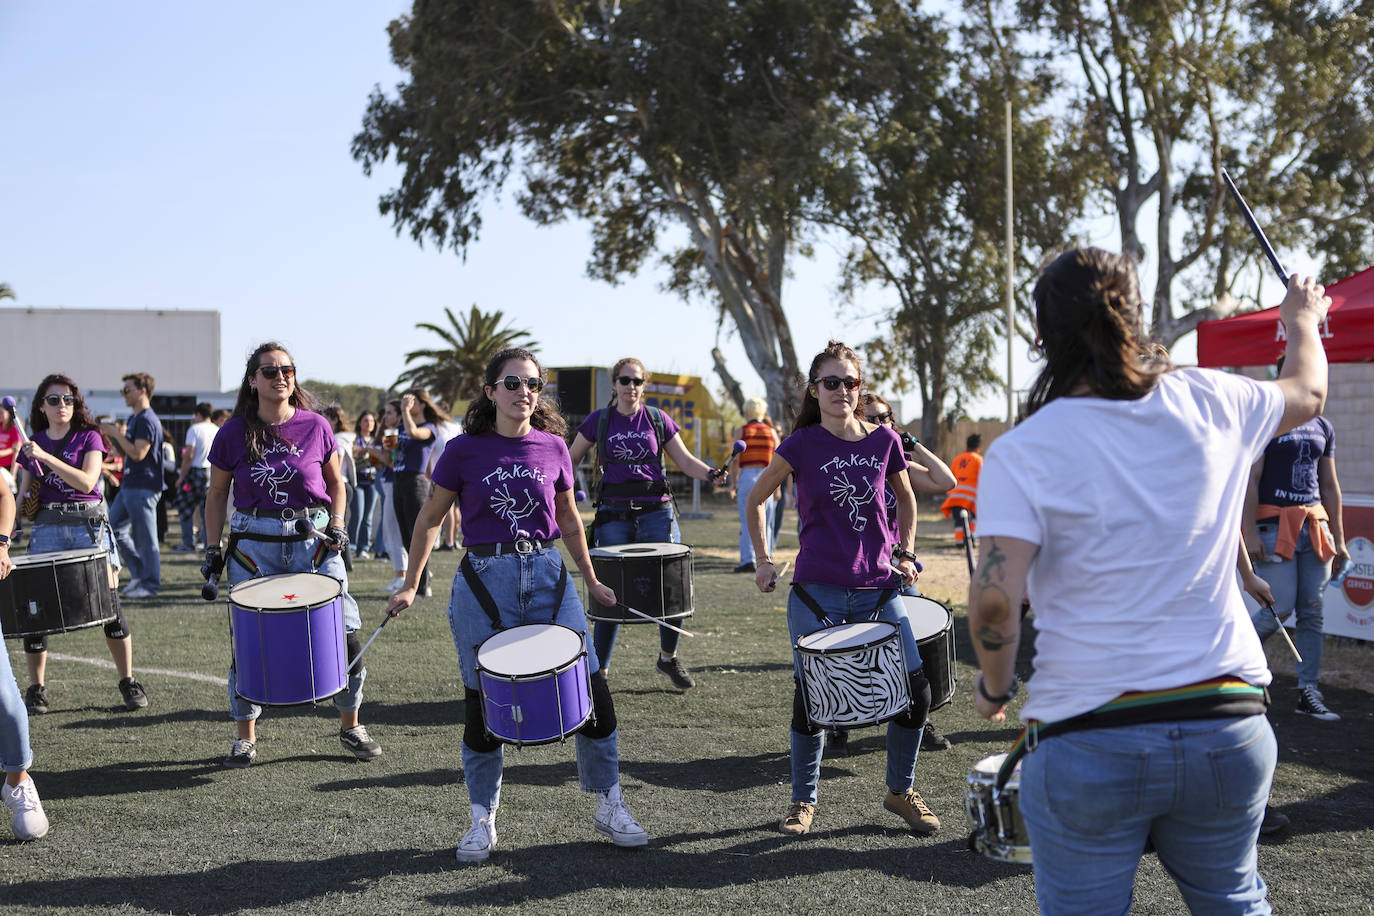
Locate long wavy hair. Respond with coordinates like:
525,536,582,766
791,341,863,434
29,373,104,441
231,342,320,461
402,387,453,425
354,409,377,439
1026,248,1171,416
463,348,566,437
606,357,648,408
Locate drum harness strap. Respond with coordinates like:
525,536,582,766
791,582,897,627
590,406,678,540
994,677,1271,790
458,549,568,633
225,529,329,578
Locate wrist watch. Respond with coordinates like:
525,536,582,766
977,674,1019,704
893,547,918,563
0,533,9,547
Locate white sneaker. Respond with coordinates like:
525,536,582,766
355,550,372,560
3,778,50,841
456,804,497,862
594,784,648,847
122,584,153,599
382,576,405,593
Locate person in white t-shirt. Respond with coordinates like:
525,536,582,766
174,402,218,551
967,247,1330,916
427,410,462,551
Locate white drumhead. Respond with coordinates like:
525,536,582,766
903,595,951,640
229,572,341,609
15,548,108,567
797,620,897,652
971,753,1009,777
478,624,583,676
589,542,691,559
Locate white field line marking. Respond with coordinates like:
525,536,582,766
45,651,228,686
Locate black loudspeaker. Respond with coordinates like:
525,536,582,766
554,369,592,415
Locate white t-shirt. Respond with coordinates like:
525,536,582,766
978,368,1286,723
184,420,217,469
428,419,462,476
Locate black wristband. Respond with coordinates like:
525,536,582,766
977,674,1019,704
893,547,918,563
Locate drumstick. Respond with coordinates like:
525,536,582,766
959,513,976,579
202,572,220,601
1221,167,1288,284
767,560,790,588
618,604,696,637
1265,603,1303,663
347,615,393,672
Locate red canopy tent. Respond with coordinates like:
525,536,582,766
1196,264,1374,366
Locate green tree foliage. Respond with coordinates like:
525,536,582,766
829,3,1090,452
0,282,14,301
1021,0,1374,346
393,305,536,405
352,0,881,422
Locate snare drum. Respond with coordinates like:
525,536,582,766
476,624,593,746
228,572,348,706
965,753,1032,864
1,549,116,638
795,620,910,728
903,595,956,710
586,542,693,623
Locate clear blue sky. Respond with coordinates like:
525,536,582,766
3,1,1061,422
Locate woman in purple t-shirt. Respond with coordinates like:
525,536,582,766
743,341,937,839
15,373,145,715
202,342,380,770
568,356,725,690
385,347,648,864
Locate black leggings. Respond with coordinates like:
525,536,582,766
392,472,431,590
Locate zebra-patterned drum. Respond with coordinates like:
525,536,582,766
795,620,910,728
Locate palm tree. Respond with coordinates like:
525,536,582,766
0,283,14,301
394,305,537,405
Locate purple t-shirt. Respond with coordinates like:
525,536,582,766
396,422,436,474
22,428,106,504
430,428,573,546
576,407,680,503
776,424,908,588
208,411,336,509
1256,416,1334,507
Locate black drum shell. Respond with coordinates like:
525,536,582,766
587,543,693,623
1,549,116,638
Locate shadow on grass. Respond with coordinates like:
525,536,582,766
42,757,226,800
58,706,225,730
354,698,466,728
0,848,449,913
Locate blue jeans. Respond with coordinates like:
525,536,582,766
786,584,923,803
449,548,620,809
348,481,377,553
0,639,33,773
225,512,364,721
736,466,775,564
592,504,680,667
29,518,121,571
1251,519,1330,688
108,485,161,592
1020,716,1275,915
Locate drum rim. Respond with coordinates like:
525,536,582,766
588,542,692,557
12,548,110,566
795,619,900,655
475,623,586,677
227,571,343,611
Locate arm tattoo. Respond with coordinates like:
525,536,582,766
979,538,1007,586
976,624,1017,653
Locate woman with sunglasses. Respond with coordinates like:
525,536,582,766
203,343,381,769
385,347,648,863
968,251,1330,913
567,357,725,691
15,375,147,714
744,341,936,838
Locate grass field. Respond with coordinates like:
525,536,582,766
3,501,1372,915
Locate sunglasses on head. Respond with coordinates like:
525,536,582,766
499,376,545,393
257,365,296,380
616,376,645,387
44,394,77,406
812,375,861,392
866,411,892,424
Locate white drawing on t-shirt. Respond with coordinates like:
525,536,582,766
607,430,651,462
249,439,303,506
491,483,539,537
1291,439,1318,493
829,471,878,532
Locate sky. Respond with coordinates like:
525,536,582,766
2,2,1257,424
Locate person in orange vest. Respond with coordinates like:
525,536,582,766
940,434,983,543
731,397,781,573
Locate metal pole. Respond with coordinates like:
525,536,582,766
1005,92,1015,427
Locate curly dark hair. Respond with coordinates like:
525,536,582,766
463,348,566,437
792,341,863,434
230,342,320,461
29,373,104,441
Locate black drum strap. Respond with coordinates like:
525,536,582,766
790,583,828,625
871,589,897,618
459,551,570,631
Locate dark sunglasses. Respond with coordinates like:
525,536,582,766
257,365,297,380
812,375,861,392
499,376,545,393
616,376,645,387
43,394,77,406
866,411,892,424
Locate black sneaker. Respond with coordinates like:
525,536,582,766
733,562,756,574
1296,686,1340,721
119,677,149,710
921,720,952,751
825,728,849,757
25,685,49,715
224,739,256,768
1260,805,1290,836
340,725,383,759
655,656,696,689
